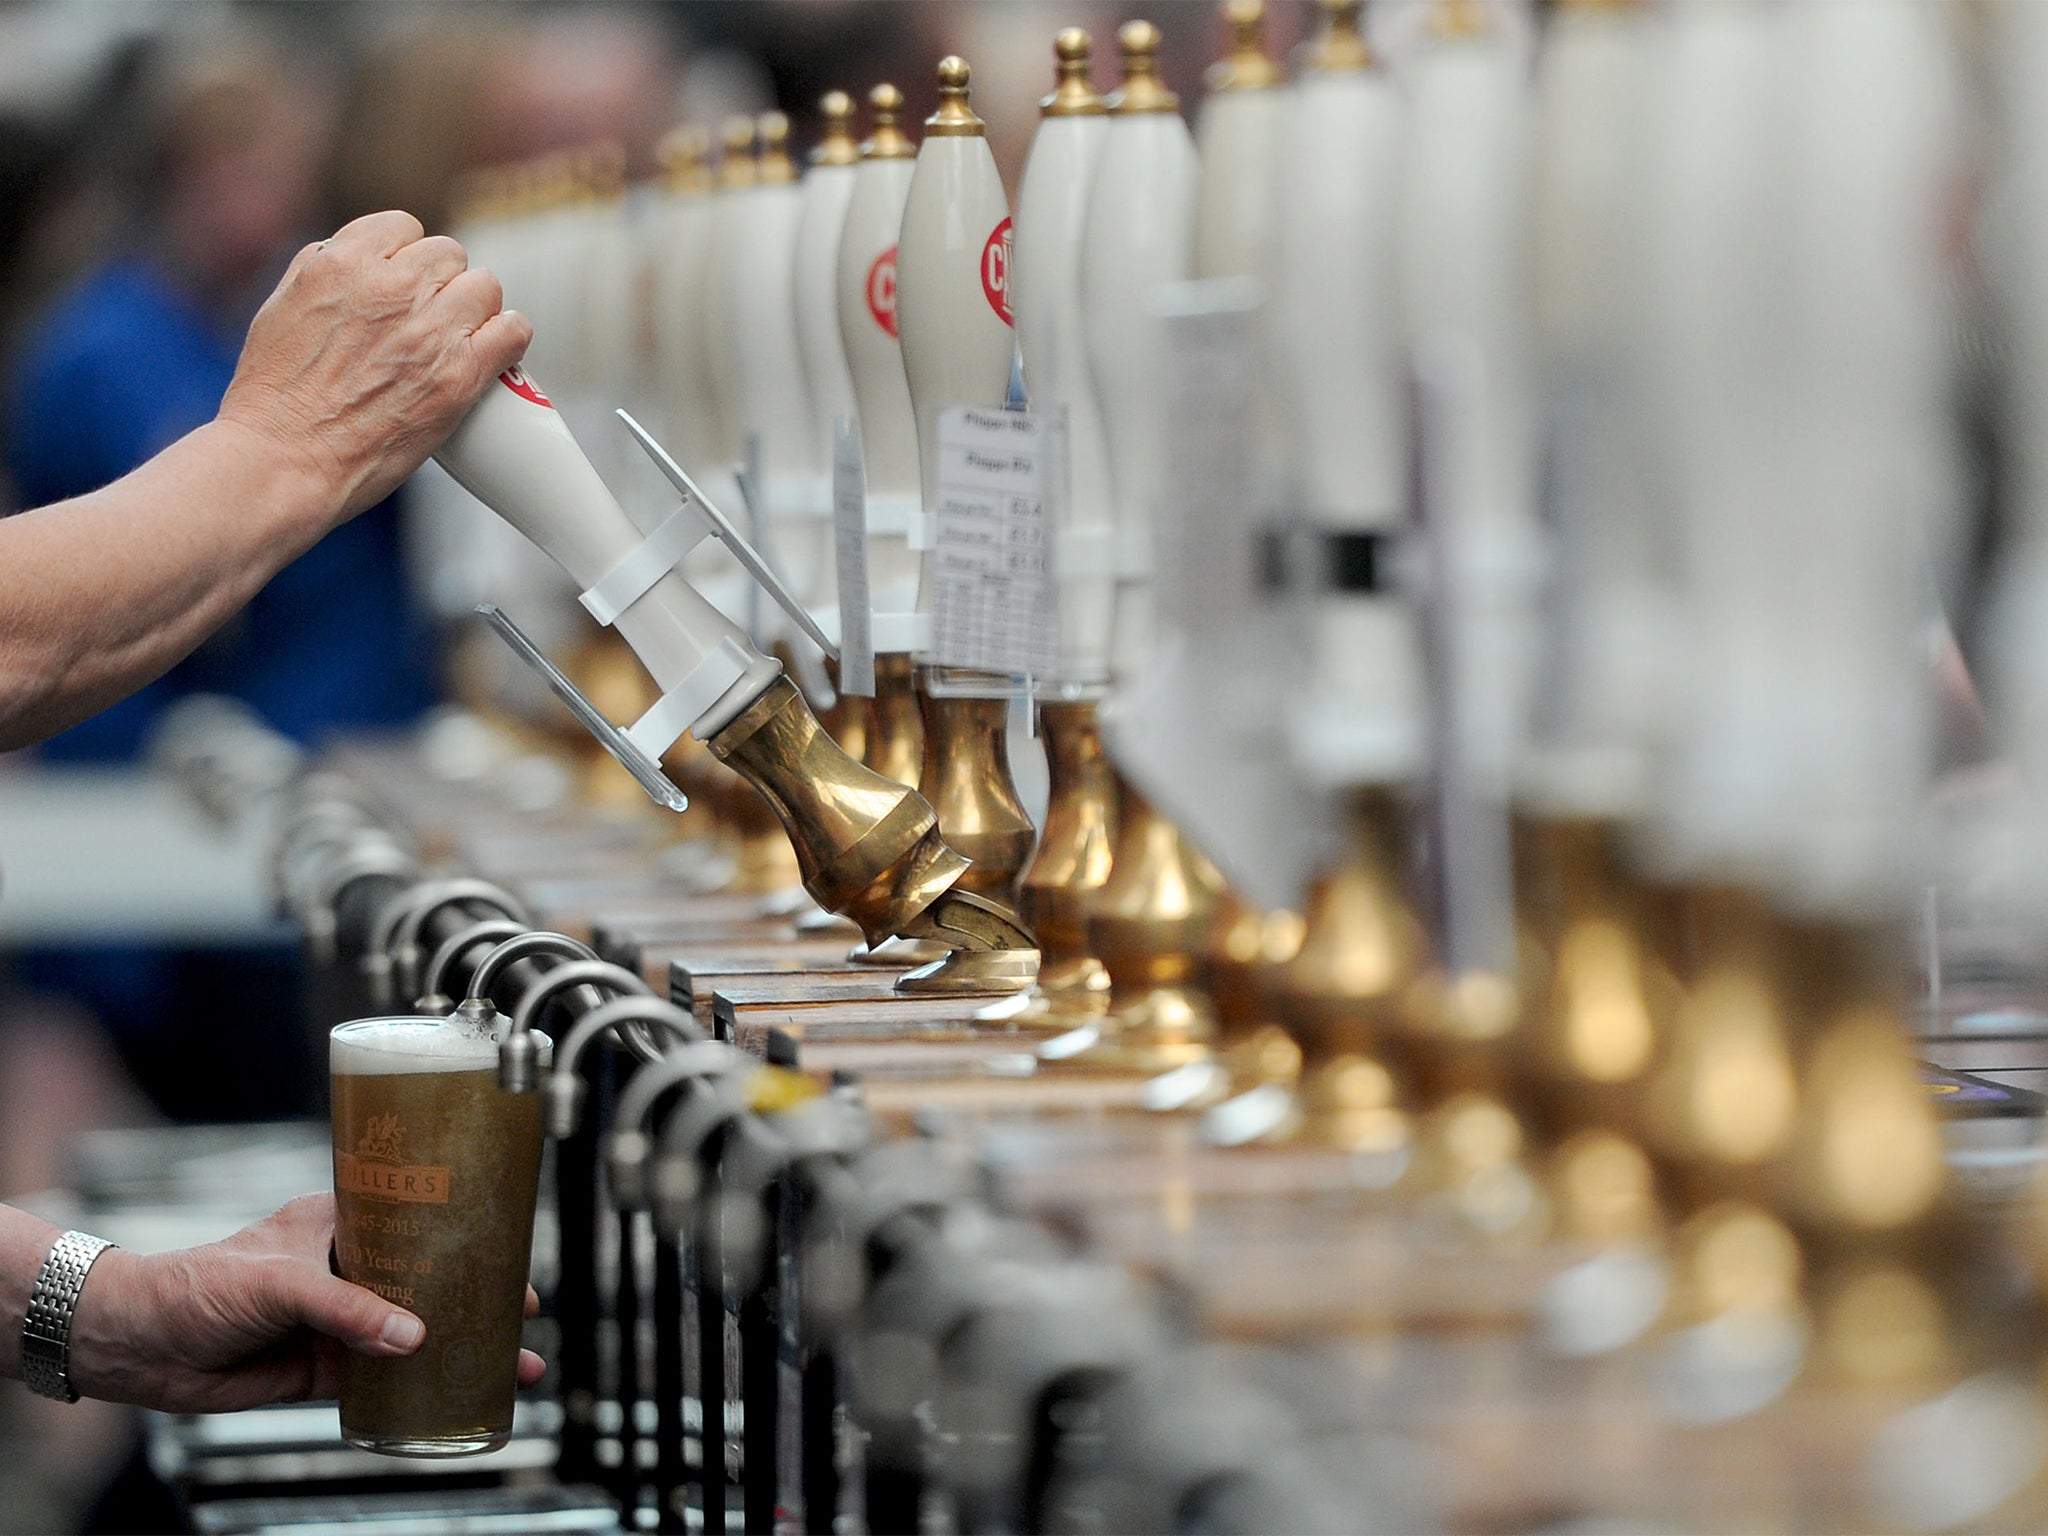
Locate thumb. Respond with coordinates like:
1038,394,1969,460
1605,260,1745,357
287,1270,425,1357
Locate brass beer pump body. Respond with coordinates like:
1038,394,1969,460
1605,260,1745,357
1031,18,1229,1073
984,30,1119,1031
1011,697,1118,1022
1050,784,1225,1073
1637,894,1977,1442
704,676,1032,955
889,56,1039,997
1274,787,1426,1163
862,651,925,791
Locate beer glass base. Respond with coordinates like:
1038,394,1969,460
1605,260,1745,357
342,1427,512,1459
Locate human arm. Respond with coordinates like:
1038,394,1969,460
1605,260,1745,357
0,210,533,752
1,1194,544,1413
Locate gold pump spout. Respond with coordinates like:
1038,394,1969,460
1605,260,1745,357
703,677,1031,954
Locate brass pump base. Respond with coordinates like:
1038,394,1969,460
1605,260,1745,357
1036,785,1224,1075
886,676,1039,994
896,944,1040,996
706,677,1031,953
848,653,943,965
983,698,1118,1027
861,652,925,790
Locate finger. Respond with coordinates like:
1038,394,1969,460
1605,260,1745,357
467,307,533,383
524,1285,540,1319
424,265,505,336
517,1348,547,1388
324,209,427,258
301,1337,351,1403
284,1268,425,1357
393,233,469,290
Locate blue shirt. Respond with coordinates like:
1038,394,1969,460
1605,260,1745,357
4,253,434,1077
6,253,434,759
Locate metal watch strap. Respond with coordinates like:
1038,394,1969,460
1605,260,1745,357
22,1231,115,1403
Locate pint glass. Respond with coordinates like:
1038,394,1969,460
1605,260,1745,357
329,1017,545,1456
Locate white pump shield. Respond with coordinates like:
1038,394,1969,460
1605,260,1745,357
1638,2,1797,886
698,185,748,476
580,195,640,410
836,156,924,643
1399,28,1538,799
434,368,782,740
795,159,860,457
1082,110,1197,679
651,188,724,476
726,176,830,608
1268,54,1420,785
1193,86,1282,283
1522,1,1661,820
1015,111,1115,686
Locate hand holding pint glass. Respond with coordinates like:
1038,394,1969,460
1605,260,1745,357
330,1017,547,1456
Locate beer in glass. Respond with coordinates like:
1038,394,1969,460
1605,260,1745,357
329,1016,545,1456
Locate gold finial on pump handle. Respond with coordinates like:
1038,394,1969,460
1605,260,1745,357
862,82,917,161
1043,28,1107,117
926,55,986,138
1109,19,1180,115
656,125,714,194
755,110,797,184
1305,0,1374,73
813,90,860,167
1208,0,1283,92
718,115,759,189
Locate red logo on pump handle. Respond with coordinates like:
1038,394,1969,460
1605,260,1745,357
500,365,552,408
866,246,900,340
982,217,1013,328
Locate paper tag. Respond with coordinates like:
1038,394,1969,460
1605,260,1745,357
928,406,1056,677
833,417,876,698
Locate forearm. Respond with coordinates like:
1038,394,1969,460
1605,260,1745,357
0,419,335,751
0,1204,64,1378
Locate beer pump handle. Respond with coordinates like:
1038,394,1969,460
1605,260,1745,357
476,603,692,812
1015,29,1117,685
1082,20,1199,677
617,410,842,661
895,57,1017,537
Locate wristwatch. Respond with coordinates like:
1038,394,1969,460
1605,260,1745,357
22,1230,116,1403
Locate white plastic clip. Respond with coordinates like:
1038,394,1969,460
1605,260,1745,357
864,493,924,540
871,612,933,655
623,637,755,760
1056,524,1116,581
579,508,710,626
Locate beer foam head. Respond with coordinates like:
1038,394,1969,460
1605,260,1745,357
331,1016,534,1076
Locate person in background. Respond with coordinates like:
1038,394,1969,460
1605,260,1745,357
0,203,543,1415
2,40,437,1123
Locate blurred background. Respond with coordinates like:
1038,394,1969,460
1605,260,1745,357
0,0,2021,1530
0,3,1252,1528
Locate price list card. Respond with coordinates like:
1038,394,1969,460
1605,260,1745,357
929,406,1056,677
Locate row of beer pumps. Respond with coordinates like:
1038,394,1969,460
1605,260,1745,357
394,2,2048,1520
